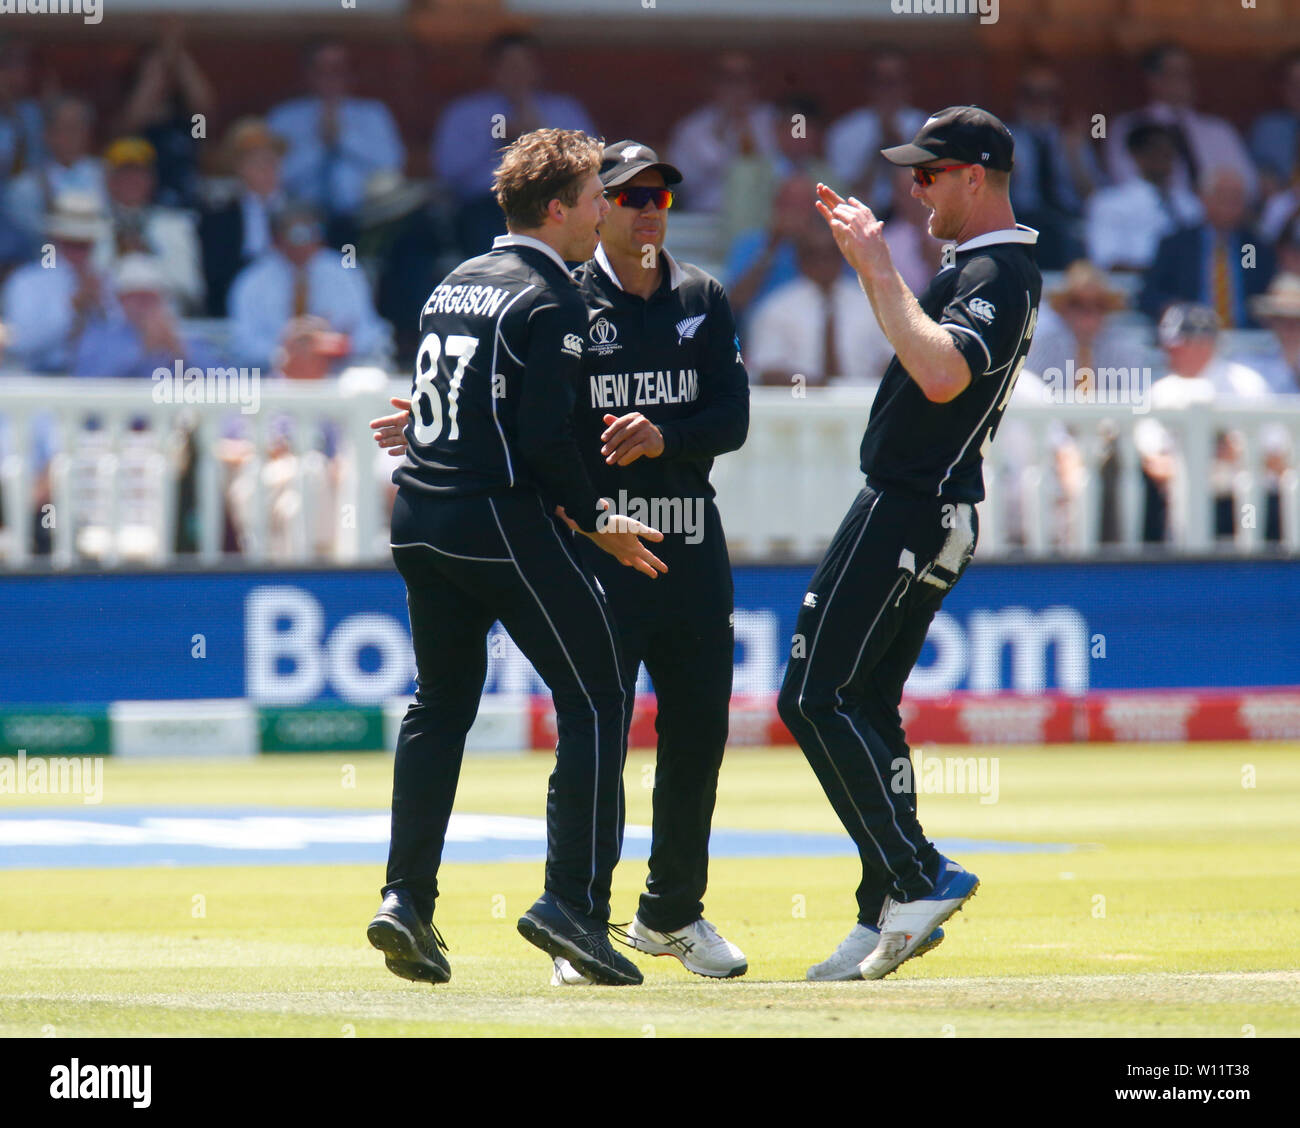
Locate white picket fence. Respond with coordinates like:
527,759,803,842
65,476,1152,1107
1,376,1298,567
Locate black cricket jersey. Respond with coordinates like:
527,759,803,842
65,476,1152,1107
860,224,1042,502
393,234,605,532
570,245,750,513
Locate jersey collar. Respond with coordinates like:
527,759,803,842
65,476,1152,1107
492,233,572,275
953,224,1040,254
593,242,683,292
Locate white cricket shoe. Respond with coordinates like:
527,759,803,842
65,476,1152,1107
805,922,946,981
550,957,594,986
859,857,979,981
625,916,748,978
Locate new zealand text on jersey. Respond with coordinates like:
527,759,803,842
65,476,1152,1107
421,283,512,319
589,369,700,410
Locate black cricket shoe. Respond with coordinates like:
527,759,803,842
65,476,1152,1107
367,890,451,985
517,891,643,986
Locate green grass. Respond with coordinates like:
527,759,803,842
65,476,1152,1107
1,744,1298,1037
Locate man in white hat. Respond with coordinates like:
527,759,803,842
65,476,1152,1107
4,95,106,243
1,189,111,371
1249,273,1300,395
72,253,218,379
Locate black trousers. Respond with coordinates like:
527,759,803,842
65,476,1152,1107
777,481,977,925
384,488,628,923
578,500,735,933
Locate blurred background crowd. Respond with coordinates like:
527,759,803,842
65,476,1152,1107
1,11,1300,562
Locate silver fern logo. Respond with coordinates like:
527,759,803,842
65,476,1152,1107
675,314,706,344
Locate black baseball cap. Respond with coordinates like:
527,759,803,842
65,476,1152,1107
881,106,1015,172
599,139,683,189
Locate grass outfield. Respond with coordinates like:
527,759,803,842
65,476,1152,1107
1,743,1298,1037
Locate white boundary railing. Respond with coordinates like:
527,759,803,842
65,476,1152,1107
1,378,1297,567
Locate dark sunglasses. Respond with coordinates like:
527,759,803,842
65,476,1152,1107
911,163,978,188
606,186,674,210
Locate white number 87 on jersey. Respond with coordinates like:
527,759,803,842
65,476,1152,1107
411,332,480,445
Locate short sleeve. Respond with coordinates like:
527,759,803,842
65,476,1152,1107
938,255,1031,382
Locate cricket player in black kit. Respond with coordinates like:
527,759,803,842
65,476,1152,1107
777,107,1042,981
365,130,667,988
560,141,750,981
371,141,752,983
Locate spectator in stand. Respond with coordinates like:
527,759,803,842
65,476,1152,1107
746,221,893,389
221,316,350,560
1136,303,1275,544
880,165,942,296
267,41,404,248
1258,160,1300,247
1029,261,1136,384
5,95,105,243
1275,215,1300,277
95,136,203,312
1249,273,1300,395
2,191,111,372
0,42,45,184
721,93,832,245
824,48,925,215
667,51,778,214
198,118,287,318
111,20,215,209
228,201,387,371
432,32,595,256
1086,123,1203,272
72,254,217,380
1107,43,1257,200
0,41,43,268
1139,165,1274,328
724,171,820,329
1028,262,1141,545
356,169,443,371
1008,61,1103,270
1249,50,1300,198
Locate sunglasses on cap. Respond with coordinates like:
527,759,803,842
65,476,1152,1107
605,186,674,210
911,162,978,188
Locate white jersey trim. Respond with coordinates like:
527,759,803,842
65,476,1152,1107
493,233,572,275
593,242,683,292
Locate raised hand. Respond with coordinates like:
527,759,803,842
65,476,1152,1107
814,182,894,281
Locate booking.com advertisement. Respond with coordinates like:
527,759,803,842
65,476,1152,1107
0,560,1295,707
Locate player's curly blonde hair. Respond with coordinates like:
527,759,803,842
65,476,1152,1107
493,128,603,230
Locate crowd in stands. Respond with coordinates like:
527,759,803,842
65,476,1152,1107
1,29,1299,559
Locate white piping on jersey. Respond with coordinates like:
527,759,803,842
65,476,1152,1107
492,233,571,274
488,285,536,486
952,223,1039,253
593,241,684,291
790,489,918,890
833,568,937,896
936,289,1034,497
536,496,628,888
939,321,992,369
498,331,523,366
389,540,511,563
935,224,1040,273
487,496,611,916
